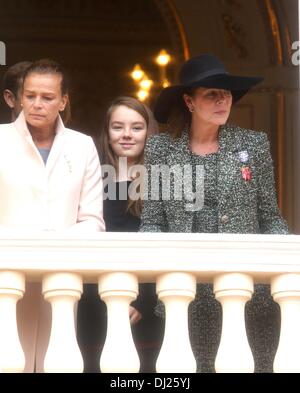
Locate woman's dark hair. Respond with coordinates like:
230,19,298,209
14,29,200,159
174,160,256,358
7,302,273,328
22,59,71,124
99,96,158,217
165,87,196,139
2,61,32,97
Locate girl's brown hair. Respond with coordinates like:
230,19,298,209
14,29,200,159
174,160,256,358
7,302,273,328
99,96,158,216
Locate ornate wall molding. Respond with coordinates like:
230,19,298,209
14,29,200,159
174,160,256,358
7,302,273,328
255,0,294,216
220,0,249,59
221,13,248,58
256,0,292,66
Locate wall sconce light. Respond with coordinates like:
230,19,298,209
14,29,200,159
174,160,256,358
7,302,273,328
131,64,144,82
155,49,171,88
130,49,172,101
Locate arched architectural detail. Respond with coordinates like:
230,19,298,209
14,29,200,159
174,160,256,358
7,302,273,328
154,0,190,62
258,0,284,65
256,0,293,66
256,0,293,216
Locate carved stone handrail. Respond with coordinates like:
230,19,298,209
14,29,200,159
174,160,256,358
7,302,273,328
0,232,299,373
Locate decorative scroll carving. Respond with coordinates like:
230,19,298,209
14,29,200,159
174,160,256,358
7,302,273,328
221,0,241,9
257,0,281,65
221,14,248,58
220,0,248,59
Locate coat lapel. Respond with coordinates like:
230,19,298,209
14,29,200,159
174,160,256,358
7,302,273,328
14,112,67,174
168,130,190,161
45,116,67,176
167,131,195,231
163,126,247,231
217,125,244,210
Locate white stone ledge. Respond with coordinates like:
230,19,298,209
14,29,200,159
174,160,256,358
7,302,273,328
0,233,298,282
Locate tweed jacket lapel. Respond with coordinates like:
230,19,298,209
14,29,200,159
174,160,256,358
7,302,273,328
163,125,247,231
167,131,194,230
217,125,245,210
171,126,244,205
168,130,190,162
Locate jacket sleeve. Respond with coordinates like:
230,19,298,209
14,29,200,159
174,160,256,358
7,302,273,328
256,133,289,234
139,135,168,232
69,138,106,232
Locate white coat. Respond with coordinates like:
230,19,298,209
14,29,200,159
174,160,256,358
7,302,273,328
0,111,105,372
0,111,105,231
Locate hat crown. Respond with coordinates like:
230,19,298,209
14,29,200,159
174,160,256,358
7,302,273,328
179,54,227,86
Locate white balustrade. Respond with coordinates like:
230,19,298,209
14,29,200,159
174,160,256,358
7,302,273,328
272,273,300,373
0,233,299,373
99,272,140,373
214,273,254,373
42,272,83,373
156,272,197,373
0,271,25,372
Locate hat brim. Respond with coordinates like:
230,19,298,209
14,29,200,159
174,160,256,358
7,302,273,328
154,74,263,123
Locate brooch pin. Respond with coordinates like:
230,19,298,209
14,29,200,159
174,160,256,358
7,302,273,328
64,154,72,173
241,165,251,181
238,150,249,163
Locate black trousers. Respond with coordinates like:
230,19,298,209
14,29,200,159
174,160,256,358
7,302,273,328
77,283,164,373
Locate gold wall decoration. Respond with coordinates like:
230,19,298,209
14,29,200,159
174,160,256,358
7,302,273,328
220,0,248,59
221,13,248,58
256,0,293,217
264,0,283,64
256,0,284,65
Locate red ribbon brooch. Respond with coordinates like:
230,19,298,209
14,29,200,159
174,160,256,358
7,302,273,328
241,166,251,181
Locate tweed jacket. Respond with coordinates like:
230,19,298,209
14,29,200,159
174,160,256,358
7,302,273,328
0,111,105,231
140,124,288,234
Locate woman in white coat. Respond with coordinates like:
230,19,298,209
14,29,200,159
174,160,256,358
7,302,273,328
0,59,105,371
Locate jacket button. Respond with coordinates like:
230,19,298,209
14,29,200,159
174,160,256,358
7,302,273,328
220,215,229,224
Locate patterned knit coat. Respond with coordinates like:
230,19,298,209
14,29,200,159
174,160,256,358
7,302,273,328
140,124,289,372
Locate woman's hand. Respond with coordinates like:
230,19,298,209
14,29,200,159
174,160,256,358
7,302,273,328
129,306,142,325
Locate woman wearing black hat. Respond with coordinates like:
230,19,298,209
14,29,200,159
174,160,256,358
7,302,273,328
140,54,289,372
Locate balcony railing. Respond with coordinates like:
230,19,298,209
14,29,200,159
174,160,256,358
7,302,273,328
0,232,299,373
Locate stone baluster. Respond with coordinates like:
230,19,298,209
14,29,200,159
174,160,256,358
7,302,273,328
156,272,197,373
214,273,254,373
99,272,139,373
272,273,300,372
0,271,25,372
42,273,83,373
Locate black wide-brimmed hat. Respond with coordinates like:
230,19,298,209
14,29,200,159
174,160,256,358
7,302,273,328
154,54,263,123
